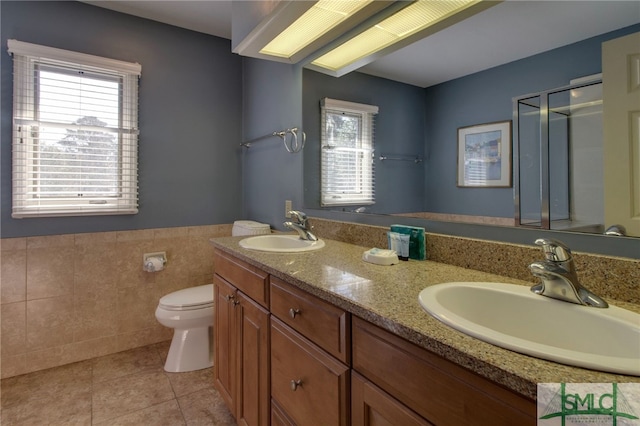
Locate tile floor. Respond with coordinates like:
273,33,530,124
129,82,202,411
1,341,236,425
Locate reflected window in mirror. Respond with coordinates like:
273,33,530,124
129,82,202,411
320,98,378,207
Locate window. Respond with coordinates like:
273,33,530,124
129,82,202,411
320,98,378,207
8,40,141,218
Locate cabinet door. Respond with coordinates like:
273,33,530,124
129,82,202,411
271,318,350,426
236,292,270,426
352,372,433,426
271,399,296,426
353,317,536,425
214,275,238,414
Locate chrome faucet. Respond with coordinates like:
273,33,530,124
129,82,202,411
529,238,608,308
284,210,318,241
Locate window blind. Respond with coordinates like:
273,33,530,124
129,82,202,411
320,98,378,207
8,39,141,218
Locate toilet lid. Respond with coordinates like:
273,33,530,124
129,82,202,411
159,284,214,310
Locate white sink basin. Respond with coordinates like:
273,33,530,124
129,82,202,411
239,234,325,253
418,282,640,376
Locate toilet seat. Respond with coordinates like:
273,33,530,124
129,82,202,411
159,284,214,311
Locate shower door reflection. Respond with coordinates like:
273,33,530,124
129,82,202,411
514,78,603,233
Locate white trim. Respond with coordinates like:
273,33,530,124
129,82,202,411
321,97,379,115
10,40,140,219
320,98,376,207
7,39,141,76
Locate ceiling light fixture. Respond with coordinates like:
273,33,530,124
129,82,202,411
260,1,374,59
307,0,499,77
234,0,393,64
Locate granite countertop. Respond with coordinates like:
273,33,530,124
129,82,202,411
210,236,640,400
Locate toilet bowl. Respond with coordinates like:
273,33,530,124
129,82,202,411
155,284,214,373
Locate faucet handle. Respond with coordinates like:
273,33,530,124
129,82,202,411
534,238,572,262
288,210,307,224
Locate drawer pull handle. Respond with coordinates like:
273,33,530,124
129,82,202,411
290,379,302,391
225,294,235,302
289,308,301,319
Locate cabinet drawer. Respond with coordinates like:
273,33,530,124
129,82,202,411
271,318,350,426
270,277,350,363
352,317,536,426
214,249,269,308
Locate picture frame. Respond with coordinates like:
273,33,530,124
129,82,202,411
457,120,512,188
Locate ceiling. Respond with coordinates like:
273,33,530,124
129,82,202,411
83,1,640,88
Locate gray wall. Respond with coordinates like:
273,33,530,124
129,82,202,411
301,24,640,221
2,2,638,258
1,1,243,238
303,24,640,258
423,23,640,218
241,59,304,230
303,69,426,214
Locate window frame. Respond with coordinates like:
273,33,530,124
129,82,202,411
320,97,378,207
8,39,141,218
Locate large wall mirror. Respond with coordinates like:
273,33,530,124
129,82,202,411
302,17,639,256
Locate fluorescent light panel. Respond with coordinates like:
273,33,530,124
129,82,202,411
260,0,374,59
312,0,480,72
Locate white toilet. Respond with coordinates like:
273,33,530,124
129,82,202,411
155,283,214,373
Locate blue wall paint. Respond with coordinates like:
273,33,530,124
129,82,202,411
1,1,243,238
302,69,426,214
241,58,304,230
302,24,640,258
424,23,640,218
301,24,640,222
2,1,638,259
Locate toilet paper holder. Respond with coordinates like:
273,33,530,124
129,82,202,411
143,251,167,272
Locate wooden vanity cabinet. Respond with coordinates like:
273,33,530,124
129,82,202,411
352,372,433,426
352,317,536,426
213,249,537,426
213,250,270,426
271,319,350,426
213,275,237,411
270,277,350,363
269,278,351,426
214,250,269,308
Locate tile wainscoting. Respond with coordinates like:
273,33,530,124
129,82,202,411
2,219,637,379
1,224,232,379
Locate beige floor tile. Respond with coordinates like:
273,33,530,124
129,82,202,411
0,389,91,426
1,361,92,408
177,388,236,426
93,399,186,426
166,367,214,398
91,367,175,424
1,342,234,426
92,345,163,383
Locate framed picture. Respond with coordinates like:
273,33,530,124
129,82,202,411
457,121,512,187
